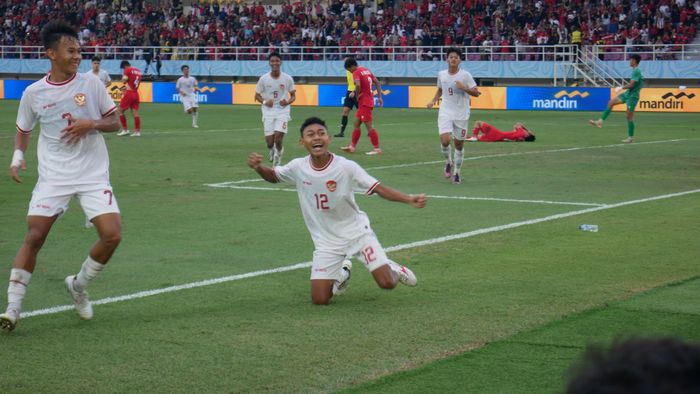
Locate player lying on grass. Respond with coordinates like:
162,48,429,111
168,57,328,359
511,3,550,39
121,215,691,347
466,121,536,142
247,116,426,305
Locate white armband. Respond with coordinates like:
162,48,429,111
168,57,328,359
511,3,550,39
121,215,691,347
11,149,24,168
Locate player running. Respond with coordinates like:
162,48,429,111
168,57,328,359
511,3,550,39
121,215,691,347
340,58,383,155
427,47,481,184
116,60,143,137
176,65,199,128
255,52,296,167
247,117,426,305
1,21,123,332
588,54,644,143
467,121,536,142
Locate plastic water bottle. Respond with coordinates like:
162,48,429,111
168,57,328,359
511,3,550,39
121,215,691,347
579,224,599,232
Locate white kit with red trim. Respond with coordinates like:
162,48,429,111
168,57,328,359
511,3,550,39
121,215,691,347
274,154,381,250
16,72,117,185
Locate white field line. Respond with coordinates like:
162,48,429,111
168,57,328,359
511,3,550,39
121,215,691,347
21,188,700,320
205,183,606,207
209,138,691,186
143,121,431,136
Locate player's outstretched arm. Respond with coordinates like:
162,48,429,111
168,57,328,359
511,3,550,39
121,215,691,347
427,88,442,108
373,184,426,208
10,131,30,183
247,152,279,183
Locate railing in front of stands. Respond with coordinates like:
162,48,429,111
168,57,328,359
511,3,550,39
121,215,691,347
0,44,697,61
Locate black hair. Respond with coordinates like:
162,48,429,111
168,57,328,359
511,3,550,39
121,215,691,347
120,60,130,69
41,21,78,50
344,57,358,71
566,337,700,394
630,54,641,64
445,46,463,60
181,64,189,71
92,56,101,63
524,134,536,142
300,117,327,136
268,51,281,61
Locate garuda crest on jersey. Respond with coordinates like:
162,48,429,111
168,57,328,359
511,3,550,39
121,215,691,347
326,180,337,192
74,93,86,106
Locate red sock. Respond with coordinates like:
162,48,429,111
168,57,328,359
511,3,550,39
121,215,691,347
134,116,141,131
351,128,361,147
119,114,127,130
368,129,380,148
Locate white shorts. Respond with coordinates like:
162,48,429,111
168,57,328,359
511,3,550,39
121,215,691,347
262,116,289,136
182,96,198,112
438,117,469,140
28,183,120,223
310,233,390,280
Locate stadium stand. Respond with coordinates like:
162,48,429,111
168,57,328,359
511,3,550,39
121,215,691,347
0,0,697,61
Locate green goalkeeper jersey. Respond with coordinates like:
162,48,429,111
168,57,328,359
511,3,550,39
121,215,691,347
628,67,643,99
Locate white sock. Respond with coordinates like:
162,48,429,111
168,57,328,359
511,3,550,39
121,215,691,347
441,144,452,163
192,111,198,125
274,147,284,166
73,256,105,293
454,149,464,174
7,268,32,312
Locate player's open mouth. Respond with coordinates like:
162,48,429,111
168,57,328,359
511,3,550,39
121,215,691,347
312,143,324,149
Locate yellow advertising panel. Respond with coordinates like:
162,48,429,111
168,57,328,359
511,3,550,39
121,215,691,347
232,84,258,105
409,86,506,110
106,82,153,103
612,87,700,112
294,84,319,106
233,84,319,106
0,80,4,99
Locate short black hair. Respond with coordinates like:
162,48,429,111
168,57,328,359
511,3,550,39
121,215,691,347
41,21,78,50
446,47,463,60
181,64,189,71
630,54,641,64
268,51,281,61
300,117,327,136
524,134,536,142
566,337,700,394
92,56,101,63
344,57,358,71
120,60,130,69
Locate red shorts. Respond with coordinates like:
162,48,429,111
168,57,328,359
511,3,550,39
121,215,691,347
119,90,140,110
355,106,374,122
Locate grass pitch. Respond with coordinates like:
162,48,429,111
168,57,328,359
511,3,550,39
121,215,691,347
0,102,698,393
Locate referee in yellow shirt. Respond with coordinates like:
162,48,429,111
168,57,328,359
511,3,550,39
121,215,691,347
335,69,358,137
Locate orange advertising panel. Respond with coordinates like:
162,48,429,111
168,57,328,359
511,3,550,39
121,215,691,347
106,82,152,103
232,84,257,105
0,80,4,99
409,86,506,110
233,84,318,106
612,87,699,112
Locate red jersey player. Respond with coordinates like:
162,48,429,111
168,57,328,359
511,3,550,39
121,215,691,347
340,57,383,155
116,60,142,137
467,121,536,142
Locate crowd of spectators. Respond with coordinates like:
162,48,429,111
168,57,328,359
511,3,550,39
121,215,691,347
0,0,698,61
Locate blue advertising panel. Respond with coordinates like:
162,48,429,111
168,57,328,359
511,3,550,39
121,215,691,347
3,80,35,100
506,87,610,111
152,82,232,105
318,84,408,108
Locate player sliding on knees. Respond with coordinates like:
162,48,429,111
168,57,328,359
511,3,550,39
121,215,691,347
247,116,426,305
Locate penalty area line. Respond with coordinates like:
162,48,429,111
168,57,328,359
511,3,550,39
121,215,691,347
20,188,700,320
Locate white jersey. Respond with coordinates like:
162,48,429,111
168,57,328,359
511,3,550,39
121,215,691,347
274,154,380,250
255,71,295,119
16,72,118,186
89,69,111,87
437,69,477,120
176,76,198,98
